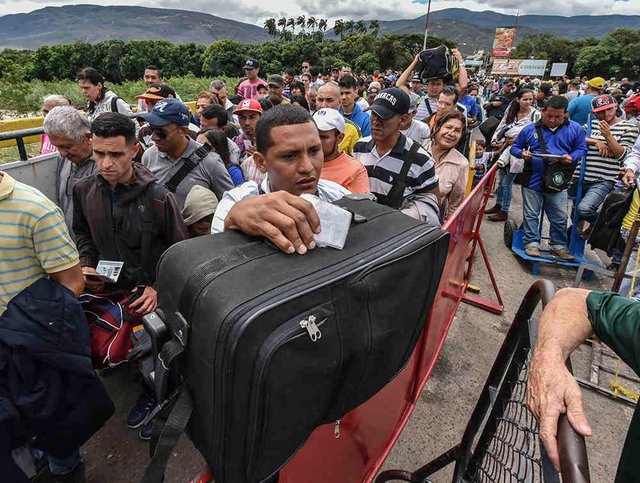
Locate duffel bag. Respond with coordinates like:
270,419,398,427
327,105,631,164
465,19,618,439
141,195,450,483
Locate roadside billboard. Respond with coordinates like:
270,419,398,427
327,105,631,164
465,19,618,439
491,59,548,76
491,27,517,58
550,63,569,77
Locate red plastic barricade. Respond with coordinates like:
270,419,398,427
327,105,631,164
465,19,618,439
276,164,503,483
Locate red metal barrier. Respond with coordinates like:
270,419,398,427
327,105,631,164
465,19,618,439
278,164,503,482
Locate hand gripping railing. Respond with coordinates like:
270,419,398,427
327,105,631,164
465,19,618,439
375,280,590,483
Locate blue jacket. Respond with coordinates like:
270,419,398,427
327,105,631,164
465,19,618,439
0,278,114,458
340,103,371,137
511,120,587,192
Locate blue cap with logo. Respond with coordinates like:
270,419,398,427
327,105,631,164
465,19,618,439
366,87,410,119
136,98,191,127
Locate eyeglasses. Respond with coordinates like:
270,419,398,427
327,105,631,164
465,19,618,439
149,126,177,139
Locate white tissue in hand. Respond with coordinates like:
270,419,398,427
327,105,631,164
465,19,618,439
301,193,351,250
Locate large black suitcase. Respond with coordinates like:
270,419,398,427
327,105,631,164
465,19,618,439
147,196,449,483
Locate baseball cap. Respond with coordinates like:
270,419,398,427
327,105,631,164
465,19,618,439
268,74,284,88
235,98,263,115
135,83,176,100
181,185,219,226
368,81,382,94
591,94,617,112
587,77,606,89
313,108,345,133
366,88,410,119
136,98,191,127
624,95,640,114
410,74,421,83
539,84,552,95
243,58,260,70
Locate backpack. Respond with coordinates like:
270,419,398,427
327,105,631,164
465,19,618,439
417,46,458,83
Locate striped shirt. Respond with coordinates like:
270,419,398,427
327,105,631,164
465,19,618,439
352,133,438,206
0,172,79,315
577,119,639,182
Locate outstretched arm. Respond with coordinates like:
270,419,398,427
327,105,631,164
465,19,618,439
397,54,421,95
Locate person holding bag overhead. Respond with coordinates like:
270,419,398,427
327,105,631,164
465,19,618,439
510,95,587,260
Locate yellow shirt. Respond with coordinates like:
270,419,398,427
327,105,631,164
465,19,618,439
0,172,79,315
339,119,362,155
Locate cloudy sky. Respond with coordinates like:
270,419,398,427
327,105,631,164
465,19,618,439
0,0,637,24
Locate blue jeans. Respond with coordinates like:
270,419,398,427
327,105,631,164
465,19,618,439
496,168,517,213
31,448,81,475
571,180,615,223
618,228,640,303
522,187,569,249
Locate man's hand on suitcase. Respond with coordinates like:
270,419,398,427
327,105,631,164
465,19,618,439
224,192,321,255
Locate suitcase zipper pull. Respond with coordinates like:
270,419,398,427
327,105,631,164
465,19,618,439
300,315,322,342
334,419,341,438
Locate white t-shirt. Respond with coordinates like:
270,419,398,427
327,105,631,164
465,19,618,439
401,119,431,146
211,177,350,233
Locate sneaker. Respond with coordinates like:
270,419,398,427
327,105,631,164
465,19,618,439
525,246,542,257
53,462,86,483
139,420,154,441
488,211,508,222
485,204,502,214
126,389,156,429
550,247,575,261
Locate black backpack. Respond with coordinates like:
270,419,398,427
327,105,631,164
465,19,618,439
417,46,458,82
139,196,449,483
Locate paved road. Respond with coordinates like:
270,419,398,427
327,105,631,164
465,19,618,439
80,185,635,482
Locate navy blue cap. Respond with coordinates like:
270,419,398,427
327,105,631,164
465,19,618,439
136,98,191,127
366,87,410,119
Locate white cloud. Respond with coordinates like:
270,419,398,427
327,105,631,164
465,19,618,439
0,0,637,24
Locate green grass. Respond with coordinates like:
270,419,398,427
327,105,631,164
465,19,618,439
0,143,41,164
0,74,239,113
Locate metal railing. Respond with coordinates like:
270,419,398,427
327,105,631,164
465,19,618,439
0,127,45,161
375,280,590,483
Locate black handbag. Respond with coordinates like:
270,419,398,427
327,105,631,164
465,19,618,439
140,196,449,483
536,125,577,192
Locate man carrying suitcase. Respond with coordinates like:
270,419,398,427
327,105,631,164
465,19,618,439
211,104,350,254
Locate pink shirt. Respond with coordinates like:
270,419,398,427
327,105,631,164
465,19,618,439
238,79,265,100
39,134,58,155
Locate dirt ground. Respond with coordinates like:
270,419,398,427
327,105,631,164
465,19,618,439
77,186,635,483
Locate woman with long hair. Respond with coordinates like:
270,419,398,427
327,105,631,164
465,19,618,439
196,128,245,186
76,67,133,122
425,110,469,221
486,88,541,222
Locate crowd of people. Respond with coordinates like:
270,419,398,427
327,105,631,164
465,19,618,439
2,51,640,482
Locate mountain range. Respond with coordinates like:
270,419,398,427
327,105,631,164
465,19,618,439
0,5,637,50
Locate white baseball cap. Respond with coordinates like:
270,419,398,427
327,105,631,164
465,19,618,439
313,108,345,133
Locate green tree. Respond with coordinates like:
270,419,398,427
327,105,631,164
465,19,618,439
353,52,379,73
202,40,248,76
307,16,317,33
334,20,345,40
296,15,306,36
264,18,278,38
369,20,380,37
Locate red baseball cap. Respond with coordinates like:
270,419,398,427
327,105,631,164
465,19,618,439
624,94,640,114
591,94,617,113
235,98,263,115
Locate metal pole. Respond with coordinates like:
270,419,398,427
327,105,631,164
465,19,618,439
422,0,432,51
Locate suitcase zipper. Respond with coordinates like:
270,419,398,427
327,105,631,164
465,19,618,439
213,225,441,480
245,316,327,480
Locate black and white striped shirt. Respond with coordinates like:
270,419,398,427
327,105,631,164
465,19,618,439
577,119,639,182
352,133,439,207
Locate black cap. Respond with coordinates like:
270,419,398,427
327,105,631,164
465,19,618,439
268,74,284,88
366,88,410,119
244,58,260,69
540,84,553,94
